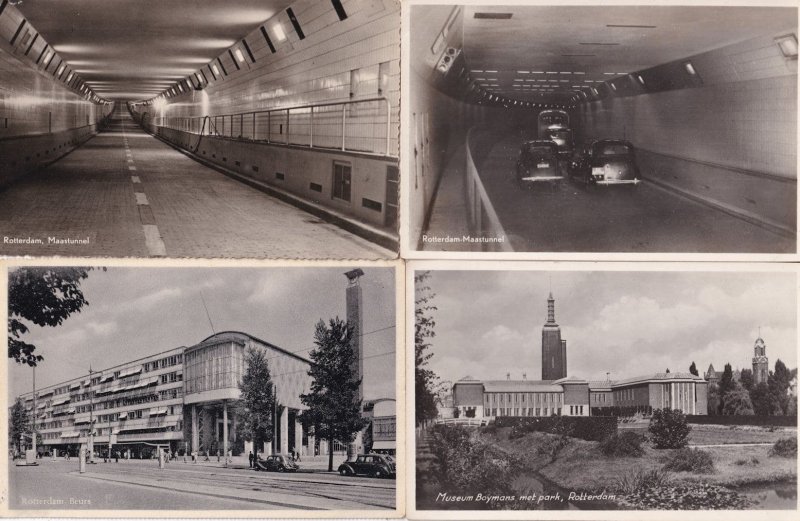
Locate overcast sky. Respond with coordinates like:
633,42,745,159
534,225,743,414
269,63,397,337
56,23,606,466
418,269,797,387
9,267,396,401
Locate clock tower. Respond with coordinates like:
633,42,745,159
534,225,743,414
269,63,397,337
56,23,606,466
752,334,769,385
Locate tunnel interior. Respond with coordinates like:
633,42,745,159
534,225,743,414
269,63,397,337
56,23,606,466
410,5,798,252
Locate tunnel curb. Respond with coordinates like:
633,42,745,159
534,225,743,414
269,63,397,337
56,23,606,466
145,130,400,253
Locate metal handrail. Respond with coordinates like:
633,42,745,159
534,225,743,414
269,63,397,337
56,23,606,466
155,97,394,157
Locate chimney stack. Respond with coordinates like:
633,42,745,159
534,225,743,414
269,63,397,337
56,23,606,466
506,372,510,381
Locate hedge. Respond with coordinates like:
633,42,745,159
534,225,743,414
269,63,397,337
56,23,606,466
685,415,797,427
495,416,617,441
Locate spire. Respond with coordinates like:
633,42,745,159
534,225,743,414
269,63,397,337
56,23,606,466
546,292,556,324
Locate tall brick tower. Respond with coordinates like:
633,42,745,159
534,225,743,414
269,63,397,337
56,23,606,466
345,268,365,403
541,292,567,380
752,334,769,385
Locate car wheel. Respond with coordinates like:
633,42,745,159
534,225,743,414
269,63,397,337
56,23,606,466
339,467,350,476
278,465,285,472
372,469,384,479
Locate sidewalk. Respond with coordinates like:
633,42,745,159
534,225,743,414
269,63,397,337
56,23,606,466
164,454,348,473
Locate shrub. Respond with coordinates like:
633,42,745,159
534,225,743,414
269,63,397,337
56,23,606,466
599,431,645,457
648,408,691,449
614,467,672,494
734,457,760,466
769,437,797,458
662,448,715,473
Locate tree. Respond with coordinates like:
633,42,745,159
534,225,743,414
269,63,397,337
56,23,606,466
770,359,792,415
415,272,440,426
689,362,698,377
648,408,691,449
300,318,367,471
739,368,754,391
9,398,29,454
750,382,780,416
722,387,755,415
718,363,735,414
238,347,275,455
665,368,670,373
9,267,93,366
707,383,721,416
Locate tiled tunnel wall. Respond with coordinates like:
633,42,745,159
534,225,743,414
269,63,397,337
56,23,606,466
131,0,400,236
574,32,797,233
0,1,113,186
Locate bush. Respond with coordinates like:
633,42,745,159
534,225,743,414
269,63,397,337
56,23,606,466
496,415,617,442
734,456,760,466
599,431,645,457
648,408,691,449
662,448,715,473
769,437,797,458
614,467,672,494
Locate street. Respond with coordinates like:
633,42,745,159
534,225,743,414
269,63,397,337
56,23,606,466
9,458,396,510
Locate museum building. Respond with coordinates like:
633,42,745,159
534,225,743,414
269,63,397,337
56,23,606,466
451,293,709,419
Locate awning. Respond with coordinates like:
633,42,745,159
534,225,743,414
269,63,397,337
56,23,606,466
149,407,168,416
51,397,70,406
74,418,94,425
66,407,76,414
119,423,177,433
112,428,121,435
38,390,53,397
60,432,81,438
118,412,128,420
82,379,90,387
37,403,46,410
40,413,47,419
371,441,395,450
69,383,81,390
99,374,113,383
118,367,142,378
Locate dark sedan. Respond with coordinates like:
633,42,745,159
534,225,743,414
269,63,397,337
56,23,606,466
338,453,396,478
255,454,299,472
515,140,565,190
569,139,641,187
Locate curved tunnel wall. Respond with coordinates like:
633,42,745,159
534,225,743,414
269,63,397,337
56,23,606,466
574,32,797,234
131,0,400,236
0,2,113,187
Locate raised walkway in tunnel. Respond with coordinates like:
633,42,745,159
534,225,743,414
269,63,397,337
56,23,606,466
0,106,391,258
422,132,795,254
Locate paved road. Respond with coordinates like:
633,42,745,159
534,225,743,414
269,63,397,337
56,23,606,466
475,135,795,253
9,459,395,511
0,106,391,258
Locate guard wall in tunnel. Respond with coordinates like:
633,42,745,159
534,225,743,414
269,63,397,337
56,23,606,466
131,0,400,235
575,32,797,234
0,2,113,187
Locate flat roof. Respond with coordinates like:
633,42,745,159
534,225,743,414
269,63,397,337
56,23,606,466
482,380,563,393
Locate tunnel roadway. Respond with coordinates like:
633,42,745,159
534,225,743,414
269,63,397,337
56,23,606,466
477,135,795,254
0,106,392,259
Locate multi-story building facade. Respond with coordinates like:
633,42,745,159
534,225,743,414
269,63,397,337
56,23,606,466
16,331,315,458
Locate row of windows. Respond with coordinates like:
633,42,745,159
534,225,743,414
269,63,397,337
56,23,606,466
484,392,562,405
614,387,638,402
488,407,561,417
591,393,609,403
568,405,586,415
37,387,183,420
143,354,183,372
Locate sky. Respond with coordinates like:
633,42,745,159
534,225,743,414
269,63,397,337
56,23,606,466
9,266,396,401
417,269,797,388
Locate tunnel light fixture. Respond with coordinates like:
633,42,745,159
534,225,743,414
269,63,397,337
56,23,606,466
485,70,497,73
178,83,184,93
234,48,245,63
591,87,599,95
42,49,52,65
573,71,585,75
637,74,645,85
211,64,220,78
195,73,203,84
273,22,287,42
684,62,697,75
66,72,73,82
517,70,529,74
57,64,65,77
775,34,797,59
610,83,617,91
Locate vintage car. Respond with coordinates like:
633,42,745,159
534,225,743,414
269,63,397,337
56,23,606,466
568,139,641,187
515,140,565,189
255,454,299,472
337,453,396,478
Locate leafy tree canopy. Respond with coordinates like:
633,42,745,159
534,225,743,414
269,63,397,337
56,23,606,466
689,362,698,377
238,347,275,452
300,318,367,471
415,272,440,427
8,267,93,366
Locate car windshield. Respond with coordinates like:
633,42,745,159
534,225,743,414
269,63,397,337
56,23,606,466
595,143,631,156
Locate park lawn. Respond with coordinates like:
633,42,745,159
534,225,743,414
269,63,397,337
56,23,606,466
485,428,796,494
618,422,796,446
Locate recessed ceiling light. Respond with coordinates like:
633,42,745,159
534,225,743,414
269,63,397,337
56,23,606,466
637,75,645,85
776,34,798,58
273,23,287,42
684,62,696,75
517,70,529,74
610,83,617,91
485,70,498,73
235,48,245,63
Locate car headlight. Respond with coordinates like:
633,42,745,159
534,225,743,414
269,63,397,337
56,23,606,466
591,167,605,179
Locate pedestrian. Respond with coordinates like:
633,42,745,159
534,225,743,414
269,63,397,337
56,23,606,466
216,448,220,462
248,450,254,468
115,450,119,463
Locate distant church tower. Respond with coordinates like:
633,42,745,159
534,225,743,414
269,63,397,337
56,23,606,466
541,292,567,380
752,334,769,385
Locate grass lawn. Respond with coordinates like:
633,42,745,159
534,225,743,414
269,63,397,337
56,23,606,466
618,421,796,446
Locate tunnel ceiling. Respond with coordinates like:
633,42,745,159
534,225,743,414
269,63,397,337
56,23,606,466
462,5,797,103
16,0,295,101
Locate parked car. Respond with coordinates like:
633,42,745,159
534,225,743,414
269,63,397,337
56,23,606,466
255,454,299,472
338,453,396,478
569,139,641,188
515,140,565,190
